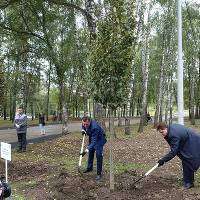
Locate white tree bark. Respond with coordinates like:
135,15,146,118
138,1,152,132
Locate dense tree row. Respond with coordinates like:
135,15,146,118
0,0,199,191
0,0,199,130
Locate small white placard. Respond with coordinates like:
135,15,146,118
1,142,11,161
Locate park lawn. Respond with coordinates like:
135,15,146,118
1,123,200,199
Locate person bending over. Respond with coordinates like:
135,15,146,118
157,122,200,189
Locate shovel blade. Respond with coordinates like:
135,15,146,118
133,176,145,185
133,163,159,185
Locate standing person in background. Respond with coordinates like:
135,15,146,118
146,112,152,122
80,116,107,181
39,112,46,135
14,105,28,152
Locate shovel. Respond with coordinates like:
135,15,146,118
133,163,159,185
78,130,86,173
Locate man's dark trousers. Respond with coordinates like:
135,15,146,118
87,146,103,175
17,132,27,150
182,161,194,184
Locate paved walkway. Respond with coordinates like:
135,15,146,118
0,118,141,147
0,122,81,147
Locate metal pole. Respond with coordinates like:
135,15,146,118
177,0,184,125
5,160,8,183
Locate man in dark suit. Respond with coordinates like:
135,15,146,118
157,122,200,189
81,116,107,181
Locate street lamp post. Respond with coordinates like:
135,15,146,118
177,0,184,125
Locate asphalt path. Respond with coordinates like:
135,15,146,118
0,122,81,147
0,118,141,148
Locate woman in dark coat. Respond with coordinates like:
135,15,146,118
157,122,200,189
39,112,45,135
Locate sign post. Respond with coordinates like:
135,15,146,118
1,142,11,183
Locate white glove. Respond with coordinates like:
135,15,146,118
15,124,20,128
81,130,86,135
85,148,89,153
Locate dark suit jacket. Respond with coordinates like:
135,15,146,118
161,124,200,171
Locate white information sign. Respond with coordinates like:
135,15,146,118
1,142,11,161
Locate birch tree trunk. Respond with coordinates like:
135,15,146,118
138,46,149,132
138,2,152,133
46,61,52,121
85,0,96,40
164,78,170,123
125,74,134,134
168,77,174,125
153,49,165,126
59,81,69,134
197,53,200,118
188,59,196,125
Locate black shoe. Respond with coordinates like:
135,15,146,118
83,169,93,173
184,183,194,189
96,175,102,181
22,148,26,152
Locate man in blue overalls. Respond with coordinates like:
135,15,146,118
157,122,200,189
81,116,107,180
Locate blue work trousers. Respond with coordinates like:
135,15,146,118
87,146,103,175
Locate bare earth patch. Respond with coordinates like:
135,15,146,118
1,125,200,199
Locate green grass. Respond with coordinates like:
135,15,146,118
196,171,200,183
11,194,26,200
102,160,146,174
10,120,200,199
12,180,38,189
113,163,145,174
60,158,81,173
11,180,38,200
0,119,14,128
0,118,58,128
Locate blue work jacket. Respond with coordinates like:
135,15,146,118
82,120,107,150
161,124,200,171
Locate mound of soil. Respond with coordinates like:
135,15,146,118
24,169,199,200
